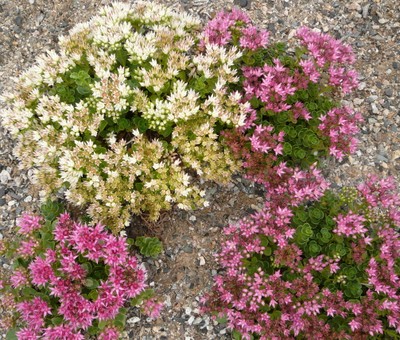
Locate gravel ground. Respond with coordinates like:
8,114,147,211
0,0,399,339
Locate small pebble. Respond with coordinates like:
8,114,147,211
353,98,364,105
367,95,378,103
188,315,195,325
362,4,370,18
14,16,23,27
239,0,248,8
0,170,11,184
182,245,193,253
371,103,379,114
127,317,140,325
199,256,206,266
384,88,393,97
375,154,388,163
193,317,203,325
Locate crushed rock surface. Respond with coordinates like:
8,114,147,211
0,0,399,339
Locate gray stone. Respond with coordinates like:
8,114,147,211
375,154,388,163
14,16,23,27
182,245,193,253
362,4,370,18
384,88,393,97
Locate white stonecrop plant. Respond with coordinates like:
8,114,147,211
0,2,248,232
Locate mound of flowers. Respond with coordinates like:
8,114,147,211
201,9,362,186
1,2,396,339
202,175,400,339
0,2,250,232
0,3,363,233
0,203,162,339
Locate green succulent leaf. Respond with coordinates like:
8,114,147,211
135,236,163,257
130,288,155,307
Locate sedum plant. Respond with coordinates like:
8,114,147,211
0,206,162,339
202,175,400,339
201,9,362,187
135,236,163,258
0,2,249,232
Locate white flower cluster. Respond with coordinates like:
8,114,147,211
0,2,247,232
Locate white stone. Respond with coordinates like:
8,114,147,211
0,170,11,184
193,317,203,325
188,315,195,325
371,103,379,114
199,256,206,266
392,150,400,160
353,98,364,105
127,317,140,325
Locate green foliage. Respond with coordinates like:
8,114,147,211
130,288,155,307
240,41,340,170
40,200,64,222
233,184,400,338
135,237,163,257
5,329,17,340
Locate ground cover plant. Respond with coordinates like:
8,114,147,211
0,1,250,232
202,176,400,339
202,9,362,186
0,2,397,340
199,13,398,337
0,201,162,339
0,3,363,233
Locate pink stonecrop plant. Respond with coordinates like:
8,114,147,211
0,211,163,339
202,175,400,339
203,8,362,185
296,26,359,94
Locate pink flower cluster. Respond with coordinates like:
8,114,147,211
201,8,269,50
4,212,161,339
142,297,164,319
296,26,359,94
318,106,363,161
205,9,363,188
333,212,367,237
242,61,308,113
358,175,400,224
17,213,42,234
202,177,400,339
